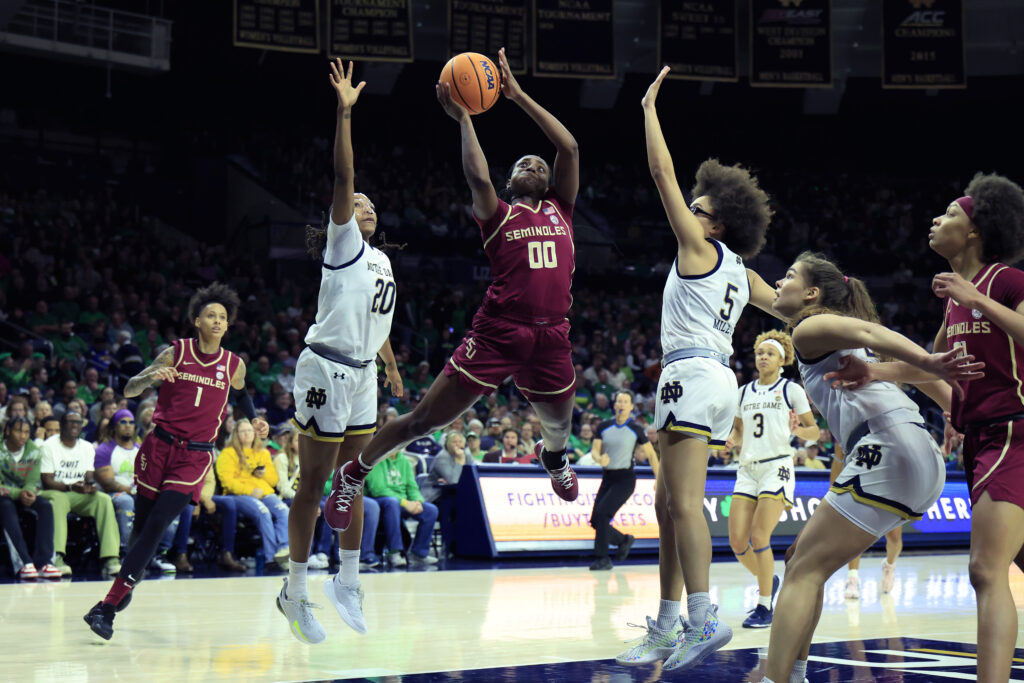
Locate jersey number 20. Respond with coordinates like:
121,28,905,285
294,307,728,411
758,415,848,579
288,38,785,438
371,279,396,315
527,241,558,269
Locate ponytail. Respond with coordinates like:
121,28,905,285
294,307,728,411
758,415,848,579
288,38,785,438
790,251,880,326
305,210,328,262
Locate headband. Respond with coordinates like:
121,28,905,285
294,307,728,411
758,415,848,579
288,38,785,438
954,196,974,219
757,338,787,361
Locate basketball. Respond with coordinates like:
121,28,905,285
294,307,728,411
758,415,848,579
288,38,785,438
439,52,501,115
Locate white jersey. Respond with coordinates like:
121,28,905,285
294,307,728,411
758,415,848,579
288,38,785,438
661,239,749,358
797,346,922,454
304,214,395,361
737,378,811,466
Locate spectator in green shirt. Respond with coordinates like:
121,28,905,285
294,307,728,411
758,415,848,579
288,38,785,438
76,367,106,406
51,319,89,363
364,450,438,566
0,417,59,579
249,355,278,398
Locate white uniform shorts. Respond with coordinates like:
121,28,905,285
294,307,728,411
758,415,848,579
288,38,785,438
825,422,945,537
734,455,796,509
654,357,736,450
291,347,377,443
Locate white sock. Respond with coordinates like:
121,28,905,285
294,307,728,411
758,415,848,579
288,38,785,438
789,658,808,683
848,569,859,579
287,559,308,600
339,549,360,586
882,559,893,568
656,599,681,630
758,594,772,609
686,591,711,625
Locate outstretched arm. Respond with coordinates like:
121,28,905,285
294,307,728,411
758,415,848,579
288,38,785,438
641,67,717,262
437,82,499,221
747,269,788,321
124,346,178,398
792,314,981,398
497,48,579,202
329,59,366,226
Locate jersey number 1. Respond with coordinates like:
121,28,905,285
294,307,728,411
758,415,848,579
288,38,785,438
527,241,558,269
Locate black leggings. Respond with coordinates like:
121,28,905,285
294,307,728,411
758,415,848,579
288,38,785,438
119,490,191,583
590,469,636,558
0,496,54,567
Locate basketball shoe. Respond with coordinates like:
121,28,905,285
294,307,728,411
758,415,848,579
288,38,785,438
323,574,367,634
83,592,132,640
276,578,326,644
535,441,579,501
663,604,732,671
614,616,685,665
324,460,366,531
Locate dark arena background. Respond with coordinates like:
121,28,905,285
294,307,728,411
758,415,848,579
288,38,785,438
1,1,1023,681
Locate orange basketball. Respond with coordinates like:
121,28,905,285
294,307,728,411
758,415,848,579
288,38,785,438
440,52,501,115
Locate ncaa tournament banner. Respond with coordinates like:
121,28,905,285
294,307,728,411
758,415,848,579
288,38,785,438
467,468,971,554
449,0,528,75
659,0,738,82
329,0,414,62
882,0,965,89
233,0,319,53
533,0,615,78
750,0,832,88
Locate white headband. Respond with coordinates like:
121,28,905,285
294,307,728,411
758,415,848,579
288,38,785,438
757,339,787,362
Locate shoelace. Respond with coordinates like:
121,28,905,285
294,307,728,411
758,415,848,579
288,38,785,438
334,475,363,512
551,465,575,489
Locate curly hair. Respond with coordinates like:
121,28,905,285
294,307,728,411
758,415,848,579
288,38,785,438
691,159,772,259
305,210,329,262
187,282,240,325
964,172,1024,264
788,251,880,328
753,329,795,366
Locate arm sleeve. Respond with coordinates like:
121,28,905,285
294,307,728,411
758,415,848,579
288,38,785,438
788,382,812,414
39,443,55,475
231,387,257,421
403,457,424,502
323,213,366,268
93,442,115,470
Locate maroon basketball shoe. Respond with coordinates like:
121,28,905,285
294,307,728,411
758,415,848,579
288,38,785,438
324,460,366,532
536,440,579,502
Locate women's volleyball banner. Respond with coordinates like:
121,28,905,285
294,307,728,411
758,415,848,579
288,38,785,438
533,0,615,78
233,0,319,54
329,0,414,62
449,0,527,74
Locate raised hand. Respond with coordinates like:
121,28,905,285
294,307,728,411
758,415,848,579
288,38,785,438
497,47,521,103
330,59,366,109
436,81,470,122
642,66,671,109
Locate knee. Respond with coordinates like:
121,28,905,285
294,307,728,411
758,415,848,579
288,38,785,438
664,492,703,522
377,497,400,515
421,502,438,522
728,536,750,556
968,556,1001,591
750,529,773,550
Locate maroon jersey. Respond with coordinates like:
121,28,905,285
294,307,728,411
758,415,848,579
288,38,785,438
152,338,240,442
946,263,1024,429
475,189,575,324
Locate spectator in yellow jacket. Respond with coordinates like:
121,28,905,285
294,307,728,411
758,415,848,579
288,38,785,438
215,419,289,566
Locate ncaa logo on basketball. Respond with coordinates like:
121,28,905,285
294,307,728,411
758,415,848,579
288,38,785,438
480,60,496,89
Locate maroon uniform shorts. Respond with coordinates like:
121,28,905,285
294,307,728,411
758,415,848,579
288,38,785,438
443,313,574,403
962,417,1024,510
135,431,215,504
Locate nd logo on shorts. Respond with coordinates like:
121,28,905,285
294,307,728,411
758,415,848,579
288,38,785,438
660,380,683,404
305,387,328,410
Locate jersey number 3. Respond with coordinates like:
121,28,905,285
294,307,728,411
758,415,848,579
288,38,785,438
527,241,558,269
371,279,396,315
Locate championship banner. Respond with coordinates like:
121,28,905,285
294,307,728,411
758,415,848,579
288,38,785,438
750,0,832,88
233,0,319,54
329,0,414,62
882,0,965,89
659,0,738,82
449,0,528,75
533,0,614,78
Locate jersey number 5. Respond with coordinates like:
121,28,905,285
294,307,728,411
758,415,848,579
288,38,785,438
371,279,396,315
719,283,739,320
527,241,558,269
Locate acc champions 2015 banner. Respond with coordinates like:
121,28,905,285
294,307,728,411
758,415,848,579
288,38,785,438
457,466,971,556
